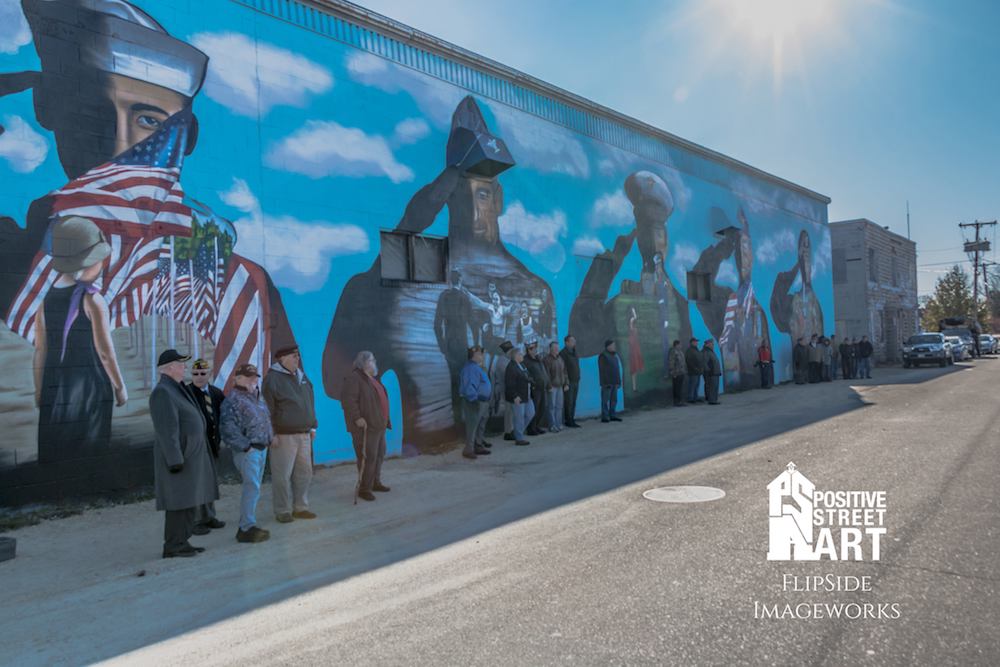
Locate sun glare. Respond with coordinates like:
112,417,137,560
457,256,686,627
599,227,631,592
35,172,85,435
704,0,840,91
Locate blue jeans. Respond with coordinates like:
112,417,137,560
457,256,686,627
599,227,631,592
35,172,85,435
687,374,701,401
601,385,619,419
858,357,871,378
547,388,564,431
510,399,535,441
232,447,267,532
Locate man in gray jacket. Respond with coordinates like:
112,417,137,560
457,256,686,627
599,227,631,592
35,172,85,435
150,349,218,558
262,343,318,523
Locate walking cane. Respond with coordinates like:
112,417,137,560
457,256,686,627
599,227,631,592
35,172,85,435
354,422,367,505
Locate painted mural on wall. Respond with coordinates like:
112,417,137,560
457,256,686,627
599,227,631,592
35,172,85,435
0,0,832,496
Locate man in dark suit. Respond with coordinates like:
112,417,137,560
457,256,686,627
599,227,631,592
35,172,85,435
186,359,226,534
150,350,219,558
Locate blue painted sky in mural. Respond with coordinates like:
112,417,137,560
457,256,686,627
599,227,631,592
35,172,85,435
353,0,1000,296
0,0,839,463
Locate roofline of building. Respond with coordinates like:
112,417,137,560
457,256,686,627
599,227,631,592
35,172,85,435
298,0,831,206
830,219,915,245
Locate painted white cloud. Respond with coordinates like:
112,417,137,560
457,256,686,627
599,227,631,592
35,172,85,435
346,52,465,129
589,190,632,228
219,178,369,293
755,228,796,265
0,1,30,55
392,117,430,145
190,32,333,116
499,200,567,272
0,115,48,173
716,258,739,289
571,235,606,257
812,226,832,280
266,120,414,183
489,102,590,179
670,242,700,280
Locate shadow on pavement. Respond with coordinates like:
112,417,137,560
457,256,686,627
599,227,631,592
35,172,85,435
0,362,976,665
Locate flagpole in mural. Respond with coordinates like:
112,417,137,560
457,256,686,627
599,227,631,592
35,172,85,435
190,256,199,359
168,236,176,349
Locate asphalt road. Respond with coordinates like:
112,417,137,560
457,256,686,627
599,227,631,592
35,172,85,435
3,361,999,666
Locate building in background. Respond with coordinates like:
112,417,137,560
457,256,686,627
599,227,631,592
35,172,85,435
831,219,918,363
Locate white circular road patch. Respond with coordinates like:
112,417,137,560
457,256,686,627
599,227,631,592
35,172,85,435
642,486,726,503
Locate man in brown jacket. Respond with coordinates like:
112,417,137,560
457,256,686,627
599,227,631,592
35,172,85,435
542,341,568,433
341,351,392,502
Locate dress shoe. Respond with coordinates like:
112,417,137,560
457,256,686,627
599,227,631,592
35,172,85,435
275,513,294,523
292,510,317,519
610,416,623,422
236,526,270,543
515,440,530,446
462,451,478,459
478,441,493,448
373,483,391,492
474,446,491,455
601,418,610,423
358,490,376,501
503,432,515,441
205,518,226,529
163,545,199,558
192,525,211,536
708,401,721,405
566,422,581,428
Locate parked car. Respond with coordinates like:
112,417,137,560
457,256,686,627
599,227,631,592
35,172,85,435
902,333,951,367
979,334,996,354
944,335,968,362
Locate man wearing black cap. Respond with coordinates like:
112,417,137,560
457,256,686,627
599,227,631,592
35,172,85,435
598,340,623,422
186,359,226,535
262,343,318,523
458,346,492,459
149,349,217,558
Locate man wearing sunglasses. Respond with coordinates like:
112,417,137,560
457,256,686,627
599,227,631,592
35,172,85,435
186,359,226,534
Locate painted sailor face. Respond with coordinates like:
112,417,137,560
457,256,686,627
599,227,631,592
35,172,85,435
106,73,188,157
798,231,812,285
738,230,753,283
467,176,502,243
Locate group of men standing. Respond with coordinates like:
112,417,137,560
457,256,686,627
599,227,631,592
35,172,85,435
149,343,327,558
665,338,723,406
459,335,588,454
792,334,874,385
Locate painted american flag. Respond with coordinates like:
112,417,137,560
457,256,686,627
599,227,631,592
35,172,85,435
6,108,195,340
720,282,757,347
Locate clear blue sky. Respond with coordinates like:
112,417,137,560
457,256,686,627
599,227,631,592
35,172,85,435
358,0,1000,295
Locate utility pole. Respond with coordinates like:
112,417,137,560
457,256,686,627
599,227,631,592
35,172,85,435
961,219,997,324
906,200,910,239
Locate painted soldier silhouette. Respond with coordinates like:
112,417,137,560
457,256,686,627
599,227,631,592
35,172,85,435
771,229,824,347
323,96,556,445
